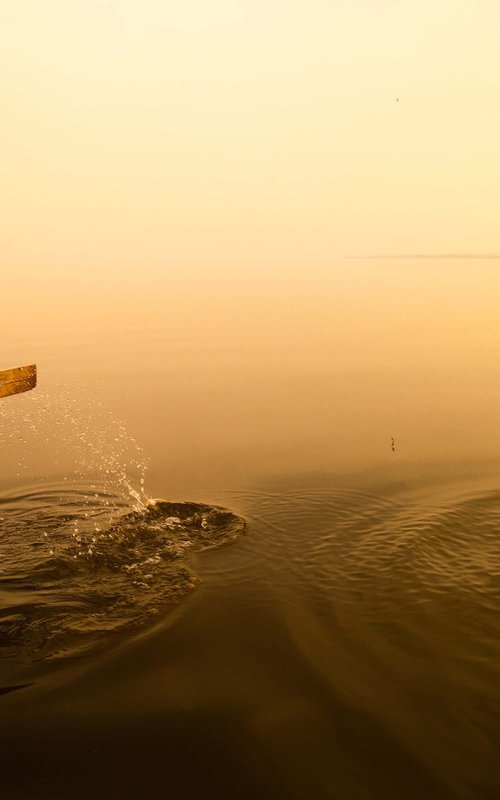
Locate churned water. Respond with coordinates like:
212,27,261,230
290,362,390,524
0,485,245,664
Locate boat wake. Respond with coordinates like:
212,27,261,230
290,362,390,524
0,484,245,663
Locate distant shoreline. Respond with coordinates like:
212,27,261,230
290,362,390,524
348,254,500,259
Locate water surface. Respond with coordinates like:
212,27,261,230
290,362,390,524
2,260,500,799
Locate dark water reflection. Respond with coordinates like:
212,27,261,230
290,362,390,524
2,482,500,799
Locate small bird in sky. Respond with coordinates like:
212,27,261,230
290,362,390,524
391,437,396,452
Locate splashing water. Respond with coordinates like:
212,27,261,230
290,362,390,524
0,386,149,509
0,385,247,667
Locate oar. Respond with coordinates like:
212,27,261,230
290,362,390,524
0,364,37,399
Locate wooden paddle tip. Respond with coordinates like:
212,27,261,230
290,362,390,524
0,364,37,398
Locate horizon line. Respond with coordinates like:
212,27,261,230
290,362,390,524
347,253,500,260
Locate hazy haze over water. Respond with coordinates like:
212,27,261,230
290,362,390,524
4,257,500,496
2,1,500,491
2,3,500,799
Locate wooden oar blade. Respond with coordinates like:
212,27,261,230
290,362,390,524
0,364,37,398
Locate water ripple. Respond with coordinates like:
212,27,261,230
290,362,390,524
0,482,245,663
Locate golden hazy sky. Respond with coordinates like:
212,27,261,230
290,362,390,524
2,0,499,283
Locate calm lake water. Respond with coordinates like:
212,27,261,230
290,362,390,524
2,260,500,799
